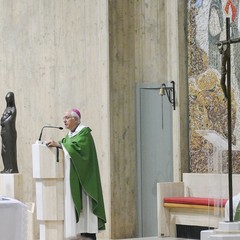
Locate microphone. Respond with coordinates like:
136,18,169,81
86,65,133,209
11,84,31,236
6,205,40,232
38,126,63,141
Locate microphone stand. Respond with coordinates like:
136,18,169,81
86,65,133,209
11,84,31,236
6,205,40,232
37,125,63,162
38,126,63,142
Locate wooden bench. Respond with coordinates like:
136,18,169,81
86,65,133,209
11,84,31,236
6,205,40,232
164,197,227,210
157,173,240,237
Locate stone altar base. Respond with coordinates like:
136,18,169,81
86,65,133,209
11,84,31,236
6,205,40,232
39,221,64,239
201,222,240,240
0,173,22,200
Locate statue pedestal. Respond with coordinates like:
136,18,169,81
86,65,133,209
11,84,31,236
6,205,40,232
0,173,22,200
32,141,64,240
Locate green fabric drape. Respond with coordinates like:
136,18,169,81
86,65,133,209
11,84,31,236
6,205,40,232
61,127,106,230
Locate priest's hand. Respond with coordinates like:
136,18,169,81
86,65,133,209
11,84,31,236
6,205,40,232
46,139,61,148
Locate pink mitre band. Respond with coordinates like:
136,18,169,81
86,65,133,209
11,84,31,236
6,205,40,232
71,108,81,118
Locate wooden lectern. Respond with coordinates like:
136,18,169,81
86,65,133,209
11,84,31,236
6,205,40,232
32,141,64,240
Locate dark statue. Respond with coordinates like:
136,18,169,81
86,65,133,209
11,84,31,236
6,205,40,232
0,92,18,173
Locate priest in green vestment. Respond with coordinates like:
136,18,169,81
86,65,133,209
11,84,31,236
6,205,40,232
47,108,106,240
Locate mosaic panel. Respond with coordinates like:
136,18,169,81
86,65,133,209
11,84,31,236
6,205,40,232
188,0,240,173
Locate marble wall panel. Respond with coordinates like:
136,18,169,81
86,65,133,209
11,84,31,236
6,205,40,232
109,0,188,238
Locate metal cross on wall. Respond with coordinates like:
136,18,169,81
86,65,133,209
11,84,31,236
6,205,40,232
216,17,240,222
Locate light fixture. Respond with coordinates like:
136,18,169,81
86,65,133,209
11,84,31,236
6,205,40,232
159,81,176,110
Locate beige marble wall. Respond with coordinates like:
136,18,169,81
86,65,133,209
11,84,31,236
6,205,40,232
135,0,189,182
109,1,136,238
165,0,189,180
109,0,188,238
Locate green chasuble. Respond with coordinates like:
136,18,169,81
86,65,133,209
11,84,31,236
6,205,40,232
234,202,240,221
61,127,106,230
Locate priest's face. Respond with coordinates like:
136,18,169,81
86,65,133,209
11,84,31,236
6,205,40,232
63,111,78,131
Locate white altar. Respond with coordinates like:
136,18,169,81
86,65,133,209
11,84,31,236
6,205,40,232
0,197,27,240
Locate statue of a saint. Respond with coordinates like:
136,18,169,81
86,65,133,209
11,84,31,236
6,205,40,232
0,92,18,173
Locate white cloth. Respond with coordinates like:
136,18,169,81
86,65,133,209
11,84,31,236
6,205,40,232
63,124,98,238
0,197,27,240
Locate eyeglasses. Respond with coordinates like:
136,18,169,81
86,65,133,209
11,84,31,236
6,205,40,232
63,116,73,121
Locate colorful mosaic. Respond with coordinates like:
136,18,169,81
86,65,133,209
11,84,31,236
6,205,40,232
188,0,240,173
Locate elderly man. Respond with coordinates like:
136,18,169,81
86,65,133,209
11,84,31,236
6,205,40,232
47,109,106,240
